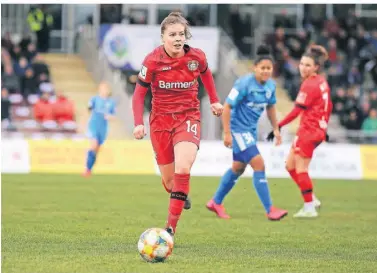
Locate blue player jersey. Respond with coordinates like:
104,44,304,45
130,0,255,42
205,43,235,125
87,95,116,132
226,73,276,153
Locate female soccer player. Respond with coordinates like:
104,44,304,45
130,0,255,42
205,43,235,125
132,12,223,236
206,45,288,221
268,45,333,218
83,81,116,177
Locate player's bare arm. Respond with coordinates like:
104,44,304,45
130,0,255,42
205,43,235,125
222,103,232,148
266,104,282,146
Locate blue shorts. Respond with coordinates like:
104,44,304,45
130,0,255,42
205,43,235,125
87,129,107,145
233,144,261,164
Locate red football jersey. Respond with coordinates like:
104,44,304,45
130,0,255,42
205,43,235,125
137,45,208,115
295,74,333,135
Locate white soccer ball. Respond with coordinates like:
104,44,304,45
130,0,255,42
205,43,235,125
137,228,174,263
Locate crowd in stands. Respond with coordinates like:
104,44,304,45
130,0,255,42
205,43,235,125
264,11,377,143
1,32,77,138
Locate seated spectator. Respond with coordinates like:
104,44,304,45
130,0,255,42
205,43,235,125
33,92,55,123
24,43,37,62
53,91,75,124
362,108,377,133
362,108,377,143
343,109,363,131
31,54,50,81
360,100,371,120
21,68,38,98
1,32,14,52
1,87,16,131
10,44,22,61
2,64,20,93
1,87,11,121
332,87,347,114
370,91,377,109
347,66,362,86
14,56,30,77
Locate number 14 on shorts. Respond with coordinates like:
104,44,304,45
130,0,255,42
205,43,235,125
186,120,198,135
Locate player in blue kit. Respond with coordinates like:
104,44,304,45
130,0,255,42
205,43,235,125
83,81,116,177
206,45,288,221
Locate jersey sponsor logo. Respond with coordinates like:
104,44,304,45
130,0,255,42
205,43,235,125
139,65,147,80
162,66,171,71
246,102,267,109
158,80,196,89
187,60,199,71
297,92,307,104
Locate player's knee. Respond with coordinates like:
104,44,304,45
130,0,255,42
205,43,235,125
250,155,265,171
232,166,245,175
231,162,246,175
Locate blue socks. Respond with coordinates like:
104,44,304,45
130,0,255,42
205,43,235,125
213,169,240,204
86,150,97,171
213,168,273,214
253,171,272,213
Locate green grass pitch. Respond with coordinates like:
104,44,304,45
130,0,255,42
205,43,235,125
2,174,377,273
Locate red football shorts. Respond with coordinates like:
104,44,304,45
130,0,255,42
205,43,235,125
150,112,201,165
293,130,324,158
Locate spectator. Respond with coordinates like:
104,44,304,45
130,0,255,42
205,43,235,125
13,56,30,77
21,68,38,98
332,87,347,114
2,64,21,93
370,91,377,109
362,108,377,143
31,54,50,83
346,38,359,65
1,87,11,121
360,100,371,120
10,45,22,61
53,91,75,124
344,109,363,130
33,92,55,124
24,43,37,62
347,66,362,86
1,32,14,52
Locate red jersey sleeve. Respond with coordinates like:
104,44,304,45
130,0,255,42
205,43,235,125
137,54,155,86
295,80,319,109
197,49,208,74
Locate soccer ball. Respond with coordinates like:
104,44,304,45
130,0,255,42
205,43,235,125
137,228,174,263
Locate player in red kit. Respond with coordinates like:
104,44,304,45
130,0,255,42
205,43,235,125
267,45,333,218
132,12,223,237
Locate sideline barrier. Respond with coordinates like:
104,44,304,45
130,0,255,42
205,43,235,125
27,139,155,174
1,140,376,180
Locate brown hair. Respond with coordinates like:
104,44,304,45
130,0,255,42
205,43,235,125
160,11,192,40
303,44,329,67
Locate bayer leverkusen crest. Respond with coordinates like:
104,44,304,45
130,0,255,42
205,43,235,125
187,60,199,71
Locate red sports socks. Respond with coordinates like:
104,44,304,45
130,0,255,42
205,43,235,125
288,169,300,186
166,173,190,232
297,172,313,202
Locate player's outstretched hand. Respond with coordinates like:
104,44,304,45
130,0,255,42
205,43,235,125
223,132,232,148
273,129,282,146
210,102,223,117
133,125,146,140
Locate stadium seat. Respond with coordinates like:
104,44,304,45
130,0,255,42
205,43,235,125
8,93,23,105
